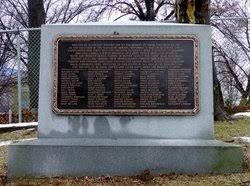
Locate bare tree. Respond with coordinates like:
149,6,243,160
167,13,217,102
0,32,17,96
44,0,106,23
0,0,248,117
0,0,110,29
28,0,45,27
174,0,231,120
88,0,175,21
212,47,231,120
211,0,250,105
27,0,45,110
176,0,210,24
0,0,104,110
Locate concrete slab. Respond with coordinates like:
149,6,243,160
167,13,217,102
0,122,37,133
0,122,37,129
8,139,243,178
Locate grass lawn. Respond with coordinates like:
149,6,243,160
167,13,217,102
215,119,250,142
0,118,249,185
0,129,37,141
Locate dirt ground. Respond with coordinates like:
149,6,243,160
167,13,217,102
3,168,250,186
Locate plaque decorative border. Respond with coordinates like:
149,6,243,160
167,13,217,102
52,35,200,116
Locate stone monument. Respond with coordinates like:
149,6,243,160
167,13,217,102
8,22,243,178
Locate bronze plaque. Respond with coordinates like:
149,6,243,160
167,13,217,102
52,35,199,115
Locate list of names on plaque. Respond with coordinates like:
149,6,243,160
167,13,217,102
55,36,197,114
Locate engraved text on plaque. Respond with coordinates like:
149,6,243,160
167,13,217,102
52,35,199,115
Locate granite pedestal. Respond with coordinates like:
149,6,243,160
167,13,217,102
8,22,243,178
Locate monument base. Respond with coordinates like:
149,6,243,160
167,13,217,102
8,139,243,178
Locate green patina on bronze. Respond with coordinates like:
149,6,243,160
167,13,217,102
176,0,210,24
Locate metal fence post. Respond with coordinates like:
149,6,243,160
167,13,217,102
17,31,22,123
8,109,12,123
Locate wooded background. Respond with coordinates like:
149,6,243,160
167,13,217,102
0,0,249,122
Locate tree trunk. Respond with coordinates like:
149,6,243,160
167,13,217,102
175,0,230,120
213,51,230,121
241,75,250,105
240,94,250,105
175,0,210,24
145,0,155,21
27,0,45,111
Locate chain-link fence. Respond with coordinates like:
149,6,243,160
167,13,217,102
0,18,249,124
0,28,40,124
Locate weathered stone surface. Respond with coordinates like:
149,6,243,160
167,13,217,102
8,22,243,178
38,22,213,139
8,139,243,177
